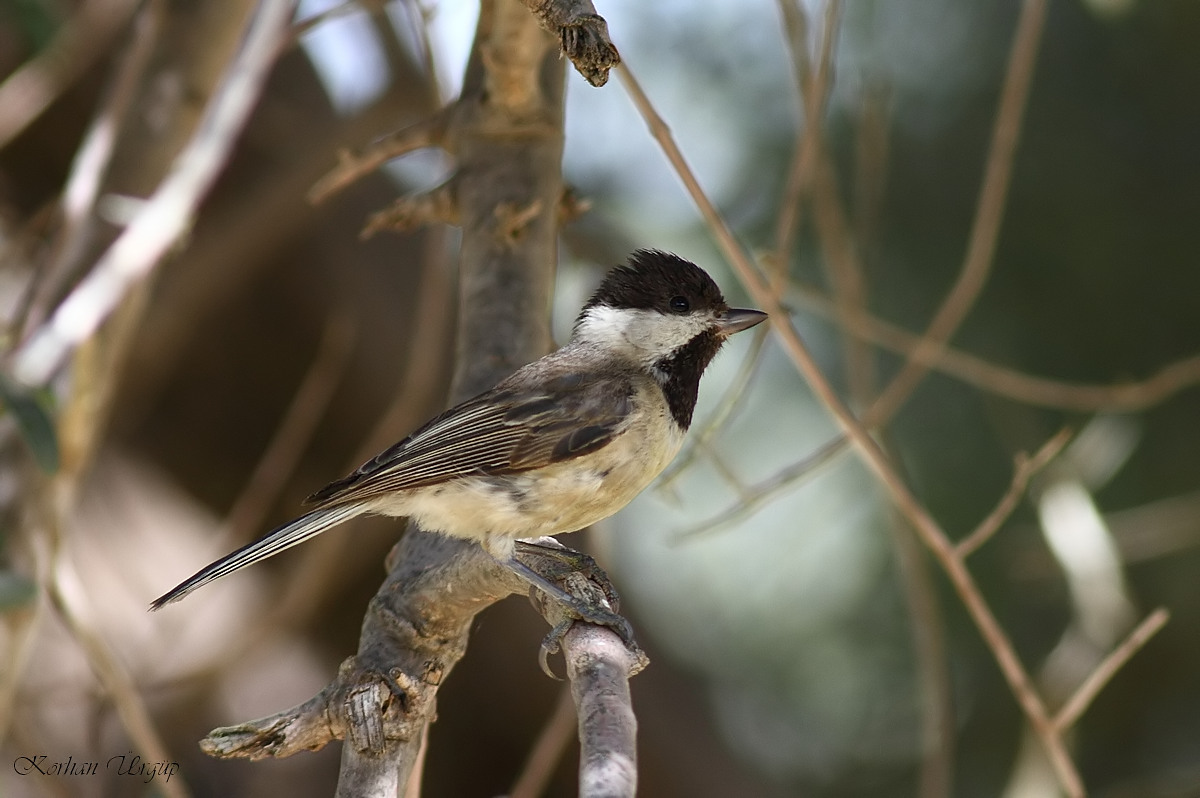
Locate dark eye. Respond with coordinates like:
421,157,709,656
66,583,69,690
669,295,690,313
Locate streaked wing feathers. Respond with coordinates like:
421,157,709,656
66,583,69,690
306,371,635,507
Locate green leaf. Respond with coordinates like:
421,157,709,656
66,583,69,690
0,373,59,473
0,569,37,611
5,0,60,52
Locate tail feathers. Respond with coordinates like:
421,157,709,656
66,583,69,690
150,504,365,610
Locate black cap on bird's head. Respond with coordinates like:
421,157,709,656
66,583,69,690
577,249,767,338
584,250,727,316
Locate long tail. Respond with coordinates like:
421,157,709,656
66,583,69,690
150,503,366,610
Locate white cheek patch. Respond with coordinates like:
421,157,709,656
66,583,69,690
575,306,711,363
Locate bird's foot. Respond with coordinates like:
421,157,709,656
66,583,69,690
503,539,648,678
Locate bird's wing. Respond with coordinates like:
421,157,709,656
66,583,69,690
306,370,637,507
149,371,636,609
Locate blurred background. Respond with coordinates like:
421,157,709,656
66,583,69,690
1,0,1199,796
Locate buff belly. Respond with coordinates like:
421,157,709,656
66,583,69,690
364,417,683,558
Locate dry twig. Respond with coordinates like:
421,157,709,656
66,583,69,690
13,0,298,386
791,284,1200,413
866,0,1047,425
616,0,1089,790
308,111,451,204
957,428,1074,558
1053,607,1170,733
21,0,163,338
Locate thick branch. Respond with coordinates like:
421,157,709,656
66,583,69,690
567,623,640,798
333,0,569,794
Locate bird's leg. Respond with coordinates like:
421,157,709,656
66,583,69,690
513,538,622,609
496,538,646,678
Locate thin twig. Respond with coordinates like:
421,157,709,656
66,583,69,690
671,433,848,539
221,313,357,545
791,283,1200,413
1053,607,1170,733
21,0,163,339
778,9,947,790
884,500,954,798
771,0,840,291
308,111,450,205
618,18,1083,790
13,0,299,386
957,428,1073,558
275,230,454,627
0,602,45,745
787,1,878,409
866,0,1047,426
510,687,577,798
49,556,191,798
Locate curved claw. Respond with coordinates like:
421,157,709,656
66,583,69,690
539,620,574,680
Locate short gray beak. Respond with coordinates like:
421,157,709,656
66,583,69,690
718,308,768,335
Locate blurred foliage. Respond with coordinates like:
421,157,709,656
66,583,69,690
0,373,58,472
0,0,60,53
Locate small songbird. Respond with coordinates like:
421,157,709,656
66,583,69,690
151,250,766,611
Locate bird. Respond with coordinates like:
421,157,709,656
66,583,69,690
150,249,767,614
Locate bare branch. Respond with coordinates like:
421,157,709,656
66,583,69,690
672,433,847,539
1053,608,1170,733
21,0,162,338
566,624,640,798
361,180,460,237
222,314,357,544
617,3,1083,790
308,111,451,205
791,284,1200,413
957,428,1073,558
519,0,621,87
866,0,1048,425
13,0,298,386
49,557,190,798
